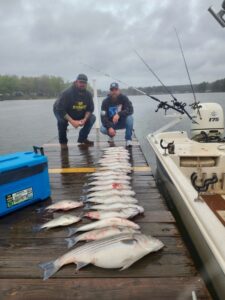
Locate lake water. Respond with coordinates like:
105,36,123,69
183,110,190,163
0,92,225,167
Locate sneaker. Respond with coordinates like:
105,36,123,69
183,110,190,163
78,139,94,146
126,140,132,148
108,137,114,143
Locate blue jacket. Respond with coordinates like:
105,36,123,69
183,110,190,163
101,94,133,128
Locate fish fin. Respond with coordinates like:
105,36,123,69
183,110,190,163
75,261,89,271
83,205,90,211
39,260,60,280
78,211,85,219
120,258,138,271
36,207,45,213
32,224,43,233
67,227,77,237
65,237,78,248
121,239,136,245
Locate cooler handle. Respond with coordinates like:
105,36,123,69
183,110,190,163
33,146,45,156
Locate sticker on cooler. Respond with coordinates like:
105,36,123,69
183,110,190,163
6,187,34,208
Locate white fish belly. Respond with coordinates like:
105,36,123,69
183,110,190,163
92,241,147,269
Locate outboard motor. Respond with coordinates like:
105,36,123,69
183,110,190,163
191,103,224,140
208,1,225,28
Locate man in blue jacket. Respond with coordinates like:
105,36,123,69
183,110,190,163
53,74,96,148
100,82,134,147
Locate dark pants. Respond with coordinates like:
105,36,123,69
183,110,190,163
100,115,133,140
53,108,96,144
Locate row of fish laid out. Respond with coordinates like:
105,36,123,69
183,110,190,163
38,146,164,280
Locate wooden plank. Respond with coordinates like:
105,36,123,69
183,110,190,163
0,253,196,279
0,129,212,299
0,278,211,300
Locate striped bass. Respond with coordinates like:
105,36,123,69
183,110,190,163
87,203,143,212
86,190,135,198
84,207,143,220
40,233,164,280
65,226,140,248
67,217,140,236
84,196,138,204
35,214,81,231
88,174,131,182
45,200,83,211
87,183,131,192
88,170,129,177
87,179,131,186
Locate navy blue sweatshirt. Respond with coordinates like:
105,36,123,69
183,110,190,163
54,85,94,120
101,94,133,129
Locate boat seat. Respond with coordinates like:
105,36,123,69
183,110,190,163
180,157,216,167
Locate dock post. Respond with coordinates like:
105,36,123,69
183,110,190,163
93,79,100,129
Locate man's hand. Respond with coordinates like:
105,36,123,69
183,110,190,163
70,119,81,128
108,128,116,137
79,119,87,126
112,114,120,124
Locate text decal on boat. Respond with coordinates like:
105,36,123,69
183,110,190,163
209,117,219,122
6,187,33,208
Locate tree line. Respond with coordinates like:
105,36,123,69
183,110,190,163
0,75,69,100
0,75,225,100
98,78,225,97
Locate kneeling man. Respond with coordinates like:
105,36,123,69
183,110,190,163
53,74,96,148
100,82,134,147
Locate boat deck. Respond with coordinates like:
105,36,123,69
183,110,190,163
0,129,212,299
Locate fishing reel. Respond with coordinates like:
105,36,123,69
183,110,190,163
160,139,175,156
190,172,218,201
189,101,202,111
172,99,186,112
155,101,170,114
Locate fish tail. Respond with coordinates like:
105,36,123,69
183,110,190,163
80,195,88,202
32,224,43,233
39,259,60,280
65,237,78,248
68,227,77,236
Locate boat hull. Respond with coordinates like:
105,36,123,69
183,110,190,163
156,157,225,300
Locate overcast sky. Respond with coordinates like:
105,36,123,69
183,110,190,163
0,0,225,89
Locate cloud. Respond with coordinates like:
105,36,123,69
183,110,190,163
0,0,224,88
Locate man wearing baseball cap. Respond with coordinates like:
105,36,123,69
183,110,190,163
100,82,134,147
53,74,96,148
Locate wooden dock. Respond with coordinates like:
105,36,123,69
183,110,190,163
0,129,212,299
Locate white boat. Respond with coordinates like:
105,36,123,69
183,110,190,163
148,103,225,300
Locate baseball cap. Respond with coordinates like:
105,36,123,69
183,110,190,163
110,82,119,90
77,74,88,82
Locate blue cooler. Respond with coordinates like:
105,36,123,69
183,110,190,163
0,146,51,216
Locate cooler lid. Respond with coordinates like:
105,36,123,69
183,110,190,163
0,151,48,173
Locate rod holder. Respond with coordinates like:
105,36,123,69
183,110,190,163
190,172,218,201
160,139,175,156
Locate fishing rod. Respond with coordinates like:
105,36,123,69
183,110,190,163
133,49,194,122
134,49,178,101
174,28,202,119
81,62,196,121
